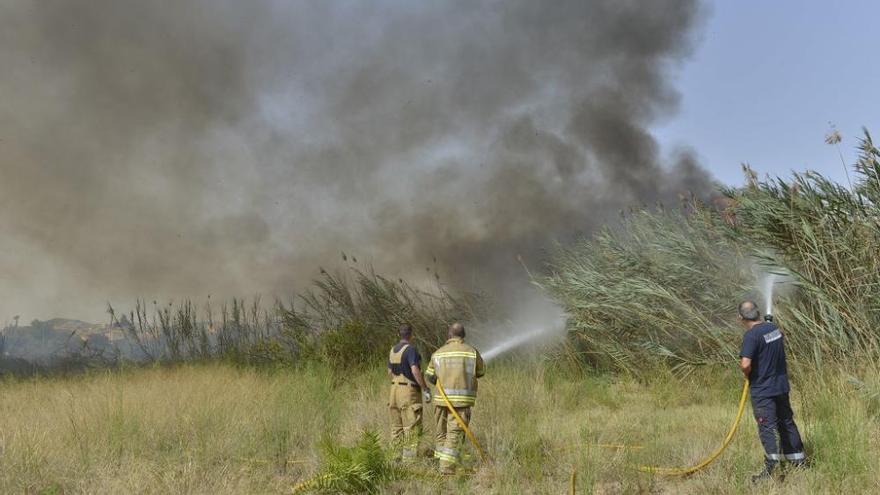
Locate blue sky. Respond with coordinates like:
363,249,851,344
655,0,880,187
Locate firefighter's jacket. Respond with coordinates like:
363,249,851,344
425,337,485,407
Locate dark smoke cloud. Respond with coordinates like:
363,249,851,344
0,0,711,321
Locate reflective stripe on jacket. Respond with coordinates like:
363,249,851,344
424,337,485,407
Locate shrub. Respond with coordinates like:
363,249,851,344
292,431,407,494
545,129,880,374
107,267,488,368
279,268,489,369
544,203,751,375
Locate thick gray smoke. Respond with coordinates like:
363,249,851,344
0,0,711,322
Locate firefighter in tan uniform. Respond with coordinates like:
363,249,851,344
424,322,485,474
387,324,430,460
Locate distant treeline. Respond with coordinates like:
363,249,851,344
0,318,126,375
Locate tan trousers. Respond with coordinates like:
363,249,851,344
433,405,471,473
389,384,422,459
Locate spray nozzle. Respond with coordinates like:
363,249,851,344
763,314,774,323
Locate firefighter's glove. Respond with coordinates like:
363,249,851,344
422,389,432,403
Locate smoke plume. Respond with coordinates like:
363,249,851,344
0,0,711,321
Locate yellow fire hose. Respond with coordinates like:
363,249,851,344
434,375,489,464
294,378,746,492
638,379,750,476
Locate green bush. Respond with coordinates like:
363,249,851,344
281,269,489,369
110,268,488,369
316,321,395,370
293,431,407,494
545,130,880,374
727,131,880,364
544,204,750,374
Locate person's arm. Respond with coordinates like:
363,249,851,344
406,347,428,389
411,364,428,389
475,350,485,378
739,357,752,378
424,354,437,385
739,332,756,379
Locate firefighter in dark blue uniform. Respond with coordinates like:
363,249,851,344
738,300,806,482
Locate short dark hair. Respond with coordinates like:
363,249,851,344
738,300,761,321
398,324,413,339
448,322,465,338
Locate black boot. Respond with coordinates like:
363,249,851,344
750,460,777,483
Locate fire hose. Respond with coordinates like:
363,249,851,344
295,377,745,492
638,379,750,476
434,375,488,464
431,377,747,477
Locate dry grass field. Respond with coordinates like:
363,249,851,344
0,361,876,494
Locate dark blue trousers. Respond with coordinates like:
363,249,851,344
751,393,806,469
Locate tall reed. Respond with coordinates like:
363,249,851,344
545,130,880,374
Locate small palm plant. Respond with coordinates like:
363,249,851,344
292,431,408,494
